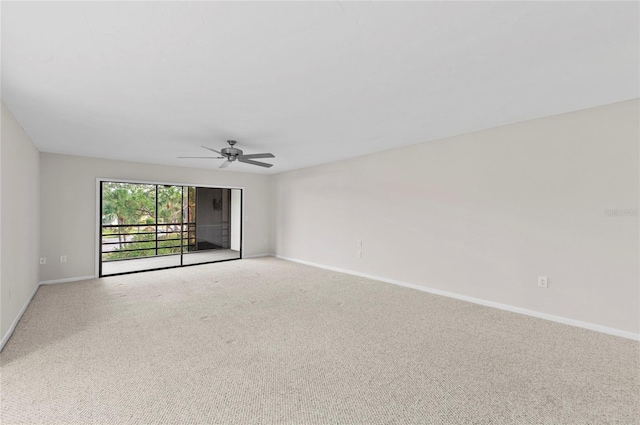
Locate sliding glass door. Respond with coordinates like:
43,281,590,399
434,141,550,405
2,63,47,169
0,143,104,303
100,181,241,276
182,187,241,266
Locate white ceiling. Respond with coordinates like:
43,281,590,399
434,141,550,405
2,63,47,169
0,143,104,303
2,1,638,174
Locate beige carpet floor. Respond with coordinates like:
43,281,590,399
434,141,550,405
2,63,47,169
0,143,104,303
1,257,638,424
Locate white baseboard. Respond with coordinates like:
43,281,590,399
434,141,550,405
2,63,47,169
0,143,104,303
243,253,274,259
39,275,97,285
0,283,40,352
276,255,640,341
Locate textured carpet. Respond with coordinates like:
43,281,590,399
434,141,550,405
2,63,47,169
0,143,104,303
1,257,638,424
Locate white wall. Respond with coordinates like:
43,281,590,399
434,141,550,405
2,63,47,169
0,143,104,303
40,154,272,282
1,102,40,339
231,189,241,251
272,100,640,335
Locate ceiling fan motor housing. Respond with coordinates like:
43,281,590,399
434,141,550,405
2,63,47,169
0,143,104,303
221,141,242,161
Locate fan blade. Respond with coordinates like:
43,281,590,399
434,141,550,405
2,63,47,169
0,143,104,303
238,158,273,168
238,153,275,159
178,156,224,159
219,160,232,169
201,145,223,155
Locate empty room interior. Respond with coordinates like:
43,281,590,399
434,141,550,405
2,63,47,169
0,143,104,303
1,2,638,424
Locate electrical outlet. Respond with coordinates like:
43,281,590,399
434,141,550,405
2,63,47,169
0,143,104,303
357,240,363,247
538,276,548,288
40,257,46,265
60,255,67,263
357,250,362,258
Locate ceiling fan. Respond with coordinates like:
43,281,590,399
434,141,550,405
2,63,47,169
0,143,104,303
178,140,275,168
